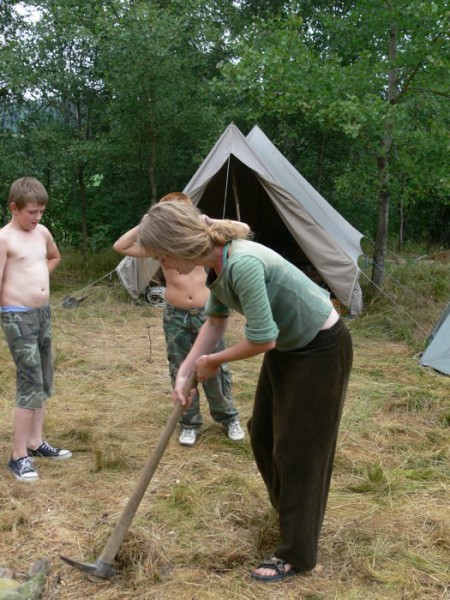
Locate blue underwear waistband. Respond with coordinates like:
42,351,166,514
1,305,37,312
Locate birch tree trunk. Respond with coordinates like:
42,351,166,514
372,23,398,288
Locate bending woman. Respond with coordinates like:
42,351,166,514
137,201,353,583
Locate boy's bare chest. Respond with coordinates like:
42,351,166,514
8,231,46,264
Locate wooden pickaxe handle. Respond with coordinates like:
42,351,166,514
96,371,198,566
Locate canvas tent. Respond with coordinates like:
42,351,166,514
116,123,364,314
419,302,450,376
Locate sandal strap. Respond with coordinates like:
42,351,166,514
257,559,288,575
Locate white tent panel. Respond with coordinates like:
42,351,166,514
116,123,364,314
246,125,363,263
419,303,450,376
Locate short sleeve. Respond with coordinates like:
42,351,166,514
229,257,279,343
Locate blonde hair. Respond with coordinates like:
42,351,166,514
9,177,48,209
137,201,249,260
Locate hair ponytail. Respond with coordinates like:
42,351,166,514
138,202,250,260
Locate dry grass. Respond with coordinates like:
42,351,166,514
1,266,449,599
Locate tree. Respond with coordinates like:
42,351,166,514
0,2,32,222
214,0,450,287
2,0,225,250
3,0,447,264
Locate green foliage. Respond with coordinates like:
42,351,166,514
1,0,224,248
57,247,119,278
1,0,449,254
213,0,450,245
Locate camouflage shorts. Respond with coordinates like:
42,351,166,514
1,306,53,409
163,305,238,427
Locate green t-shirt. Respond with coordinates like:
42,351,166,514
206,239,333,351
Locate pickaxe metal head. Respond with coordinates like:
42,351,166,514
59,555,119,579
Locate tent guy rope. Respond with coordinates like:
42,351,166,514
51,269,116,309
358,268,428,336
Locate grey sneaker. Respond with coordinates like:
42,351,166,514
8,456,39,482
178,428,198,446
227,420,245,442
28,441,72,460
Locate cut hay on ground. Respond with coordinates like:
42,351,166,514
0,275,449,600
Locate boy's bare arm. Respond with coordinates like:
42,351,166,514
204,216,251,237
113,224,148,258
44,228,61,274
0,235,7,295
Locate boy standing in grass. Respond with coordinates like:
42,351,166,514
0,177,72,482
113,192,245,446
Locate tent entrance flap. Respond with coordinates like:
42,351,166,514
198,156,320,282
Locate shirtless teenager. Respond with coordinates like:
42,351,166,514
113,192,245,446
0,177,72,482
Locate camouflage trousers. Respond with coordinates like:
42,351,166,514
163,305,238,428
1,306,53,409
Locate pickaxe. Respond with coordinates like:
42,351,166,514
60,372,197,579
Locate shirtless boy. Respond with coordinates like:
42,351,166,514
113,192,245,446
0,177,72,482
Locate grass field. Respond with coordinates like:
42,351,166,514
0,251,449,599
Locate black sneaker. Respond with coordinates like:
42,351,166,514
8,456,39,482
27,441,72,460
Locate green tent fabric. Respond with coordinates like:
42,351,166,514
419,302,450,376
